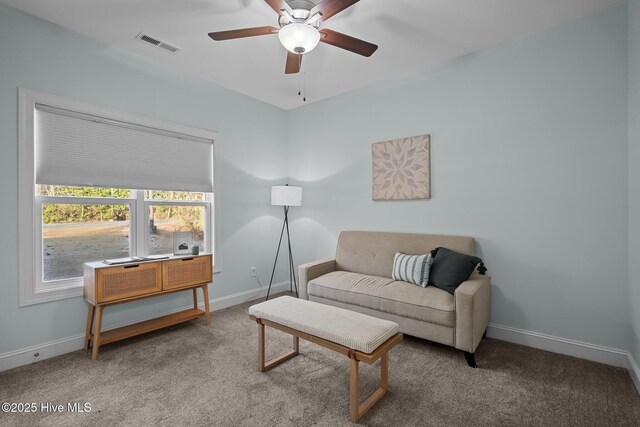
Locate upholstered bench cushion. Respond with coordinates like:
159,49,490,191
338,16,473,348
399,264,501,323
248,296,400,354
308,271,456,327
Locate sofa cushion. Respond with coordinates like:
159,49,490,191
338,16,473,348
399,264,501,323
308,271,456,327
429,247,486,294
392,252,433,287
335,231,475,278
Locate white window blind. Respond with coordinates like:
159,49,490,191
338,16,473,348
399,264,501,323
35,104,214,192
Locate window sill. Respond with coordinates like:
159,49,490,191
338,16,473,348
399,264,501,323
19,282,83,307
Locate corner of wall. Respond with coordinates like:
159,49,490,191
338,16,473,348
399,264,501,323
629,0,640,366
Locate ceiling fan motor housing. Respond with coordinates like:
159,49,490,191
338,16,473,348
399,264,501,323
278,8,319,27
292,8,311,20
288,0,316,13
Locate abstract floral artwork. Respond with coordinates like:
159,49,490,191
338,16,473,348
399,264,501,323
372,134,430,200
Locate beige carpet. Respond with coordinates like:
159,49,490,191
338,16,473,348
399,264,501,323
1,294,639,426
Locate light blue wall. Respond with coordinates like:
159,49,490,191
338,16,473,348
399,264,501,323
0,3,290,354
287,6,630,350
629,0,640,362
0,3,635,359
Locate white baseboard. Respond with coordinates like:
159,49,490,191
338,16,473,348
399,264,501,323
209,281,290,311
487,323,629,367
629,352,640,396
487,323,640,395
0,282,290,373
0,335,87,374
2,292,638,397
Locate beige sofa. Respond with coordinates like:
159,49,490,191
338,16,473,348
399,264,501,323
298,231,490,367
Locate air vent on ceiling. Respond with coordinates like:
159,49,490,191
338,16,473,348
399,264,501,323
135,32,181,55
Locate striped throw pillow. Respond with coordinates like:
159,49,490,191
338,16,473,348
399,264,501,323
392,252,433,287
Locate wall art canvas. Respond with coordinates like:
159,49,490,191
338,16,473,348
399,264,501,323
372,134,431,200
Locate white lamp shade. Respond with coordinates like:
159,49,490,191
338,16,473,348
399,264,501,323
271,186,302,207
277,23,320,54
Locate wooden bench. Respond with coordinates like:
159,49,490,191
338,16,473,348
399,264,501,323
248,296,403,422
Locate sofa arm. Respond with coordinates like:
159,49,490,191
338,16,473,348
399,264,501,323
454,275,491,353
298,258,336,300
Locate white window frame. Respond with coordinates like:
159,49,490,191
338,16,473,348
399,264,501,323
18,88,222,306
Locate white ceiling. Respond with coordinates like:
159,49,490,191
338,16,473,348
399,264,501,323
1,0,625,110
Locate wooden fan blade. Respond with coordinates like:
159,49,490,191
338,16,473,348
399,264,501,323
263,0,292,15
319,28,378,57
285,51,302,74
310,0,360,22
208,26,278,41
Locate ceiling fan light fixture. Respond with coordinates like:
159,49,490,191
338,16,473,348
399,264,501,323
278,23,320,54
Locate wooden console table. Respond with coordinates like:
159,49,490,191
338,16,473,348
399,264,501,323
83,254,212,361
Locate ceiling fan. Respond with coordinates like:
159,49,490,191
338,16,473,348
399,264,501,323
208,0,378,74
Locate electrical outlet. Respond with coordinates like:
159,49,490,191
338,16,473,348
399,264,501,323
250,267,257,277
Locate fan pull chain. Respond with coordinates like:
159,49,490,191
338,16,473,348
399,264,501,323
297,60,301,96
297,68,307,102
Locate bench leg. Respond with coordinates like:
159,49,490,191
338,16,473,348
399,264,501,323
257,322,299,372
349,351,389,423
350,357,360,422
380,352,388,390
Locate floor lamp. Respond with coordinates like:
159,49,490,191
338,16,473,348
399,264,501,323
266,185,302,300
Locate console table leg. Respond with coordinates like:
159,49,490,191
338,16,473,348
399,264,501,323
84,304,95,351
192,288,198,309
202,285,211,324
91,305,104,362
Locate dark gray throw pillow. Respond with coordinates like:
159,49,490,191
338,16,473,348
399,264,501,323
428,247,486,294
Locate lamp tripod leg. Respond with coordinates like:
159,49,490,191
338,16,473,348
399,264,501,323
266,212,287,301
285,208,292,294
284,207,298,297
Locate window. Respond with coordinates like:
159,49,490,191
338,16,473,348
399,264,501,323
41,200,132,282
19,89,221,305
37,187,211,286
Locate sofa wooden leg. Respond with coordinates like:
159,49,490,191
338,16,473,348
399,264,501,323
464,351,477,368
482,329,487,339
